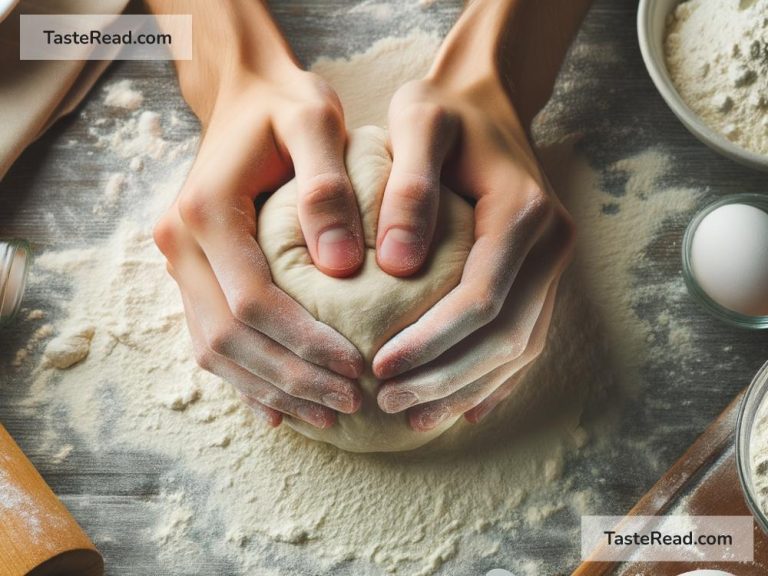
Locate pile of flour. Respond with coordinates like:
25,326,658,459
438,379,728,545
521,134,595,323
665,0,768,155
11,31,704,576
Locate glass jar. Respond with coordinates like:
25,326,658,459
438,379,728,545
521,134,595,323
0,240,32,327
736,360,768,534
681,194,768,330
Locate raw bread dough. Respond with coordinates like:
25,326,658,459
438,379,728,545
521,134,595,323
258,126,474,452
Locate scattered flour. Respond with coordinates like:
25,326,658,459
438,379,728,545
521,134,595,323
104,172,125,203
94,172,127,215
96,109,167,160
12,321,53,368
103,79,144,111
11,31,703,576
42,325,95,369
26,309,45,321
665,0,768,155
51,444,74,464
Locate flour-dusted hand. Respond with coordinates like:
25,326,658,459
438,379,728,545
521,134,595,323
373,0,593,429
148,0,365,428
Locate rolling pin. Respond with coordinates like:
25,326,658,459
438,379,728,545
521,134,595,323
0,423,103,576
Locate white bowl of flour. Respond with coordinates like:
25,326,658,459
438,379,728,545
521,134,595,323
736,361,768,534
638,0,768,171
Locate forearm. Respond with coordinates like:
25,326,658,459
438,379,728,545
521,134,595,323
430,0,594,127
144,0,299,123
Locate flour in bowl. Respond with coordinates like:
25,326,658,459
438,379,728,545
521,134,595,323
665,0,768,156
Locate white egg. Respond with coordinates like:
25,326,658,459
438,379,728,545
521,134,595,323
690,203,768,317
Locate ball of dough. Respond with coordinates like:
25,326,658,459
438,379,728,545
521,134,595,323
258,126,474,452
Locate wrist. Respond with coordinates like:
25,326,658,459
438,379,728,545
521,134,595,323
428,0,593,128
168,1,300,124
179,50,300,125
426,0,523,120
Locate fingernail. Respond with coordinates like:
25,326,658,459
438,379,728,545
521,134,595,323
321,392,355,413
297,405,332,429
381,390,418,413
318,227,359,271
329,359,359,379
380,228,421,268
418,408,449,431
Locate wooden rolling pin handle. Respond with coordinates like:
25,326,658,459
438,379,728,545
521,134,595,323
0,424,103,576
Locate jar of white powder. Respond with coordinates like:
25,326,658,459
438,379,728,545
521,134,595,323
0,239,31,327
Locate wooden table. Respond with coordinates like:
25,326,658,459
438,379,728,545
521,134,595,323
1,1,767,574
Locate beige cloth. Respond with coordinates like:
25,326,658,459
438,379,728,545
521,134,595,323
0,0,130,181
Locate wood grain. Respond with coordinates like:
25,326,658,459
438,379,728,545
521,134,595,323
0,424,102,576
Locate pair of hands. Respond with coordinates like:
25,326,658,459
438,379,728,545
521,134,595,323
153,62,575,433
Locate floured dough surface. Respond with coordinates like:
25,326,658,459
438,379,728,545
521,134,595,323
258,126,474,452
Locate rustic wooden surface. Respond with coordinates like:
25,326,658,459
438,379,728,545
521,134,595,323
1,0,768,574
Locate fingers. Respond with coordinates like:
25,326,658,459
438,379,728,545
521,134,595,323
158,208,362,415
373,174,555,380
280,99,364,278
179,278,338,430
377,211,571,415
411,364,533,432
174,126,364,379
376,101,459,277
408,272,561,431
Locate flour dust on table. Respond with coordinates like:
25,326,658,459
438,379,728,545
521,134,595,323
12,31,704,576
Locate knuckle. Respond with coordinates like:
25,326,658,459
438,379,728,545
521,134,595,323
392,176,437,212
230,292,263,325
178,184,212,230
299,174,352,213
295,99,344,133
194,347,216,372
506,339,527,361
472,293,503,325
152,215,176,256
522,184,553,227
206,323,236,356
401,101,455,136
555,205,577,247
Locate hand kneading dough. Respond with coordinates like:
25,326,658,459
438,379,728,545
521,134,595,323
258,126,474,452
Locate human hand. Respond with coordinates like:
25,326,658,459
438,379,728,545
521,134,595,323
373,72,575,431
151,3,366,429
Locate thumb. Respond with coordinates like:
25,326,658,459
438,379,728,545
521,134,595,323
283,102,364,278
377,102,459,277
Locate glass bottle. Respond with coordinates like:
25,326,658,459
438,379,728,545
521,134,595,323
0,240,32,327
